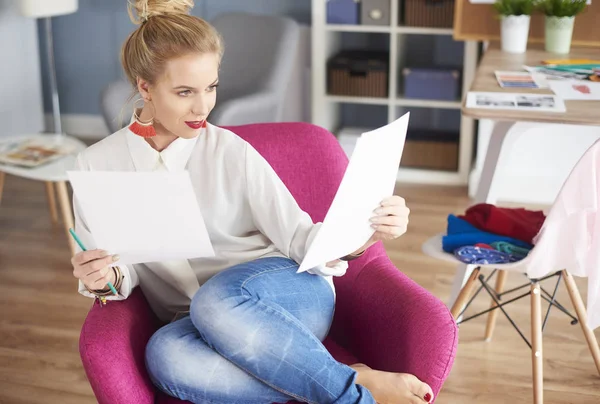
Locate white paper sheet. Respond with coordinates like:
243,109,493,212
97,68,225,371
549,80,600,100
298,113,410,273
466,91,566,113
67,170,215,265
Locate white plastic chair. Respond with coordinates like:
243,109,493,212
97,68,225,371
422,137,600,404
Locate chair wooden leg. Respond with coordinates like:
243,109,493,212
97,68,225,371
448,263,477,309
450,267,481,320
55,181,75,255
562,270,600,376
45,181,59,224
0,171,5,205
531,282,543,404
484,269,508,341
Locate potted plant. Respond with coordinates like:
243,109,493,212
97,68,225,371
493,0,534,53
536,0,587,54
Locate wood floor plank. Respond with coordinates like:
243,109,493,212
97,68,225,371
1,172,598,403
0,381,95,404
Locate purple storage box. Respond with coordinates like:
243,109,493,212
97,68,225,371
327,0,360,25
402,67,461,101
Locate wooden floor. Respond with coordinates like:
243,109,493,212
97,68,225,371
1,174,599,403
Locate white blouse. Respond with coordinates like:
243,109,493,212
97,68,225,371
74,123,348,322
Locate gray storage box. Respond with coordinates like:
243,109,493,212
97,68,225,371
361,0,391,26
402,67,461,101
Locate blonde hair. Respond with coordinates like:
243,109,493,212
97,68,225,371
121,0,223,87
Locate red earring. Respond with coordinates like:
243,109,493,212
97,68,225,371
129,98,156,138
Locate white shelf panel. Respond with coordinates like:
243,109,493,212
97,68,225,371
325,24,454,36
397,167,464,185
325,24,391,33
395,26,454,35
395,98,462,109
326,95,390,105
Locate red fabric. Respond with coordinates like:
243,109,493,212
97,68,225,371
79,123,457,404
459,203,546,244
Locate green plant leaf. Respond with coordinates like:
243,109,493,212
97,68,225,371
534,0,587,17
493,0,535,16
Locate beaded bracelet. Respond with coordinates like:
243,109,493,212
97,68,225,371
84,266,124,305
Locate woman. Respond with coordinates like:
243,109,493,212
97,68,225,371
71,1,434,403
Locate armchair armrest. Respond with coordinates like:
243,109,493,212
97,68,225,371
210,92,279,126
79,288,160,404
334,253,458,398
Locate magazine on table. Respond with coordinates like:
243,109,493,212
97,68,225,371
466,92,566,113
0,138,76,168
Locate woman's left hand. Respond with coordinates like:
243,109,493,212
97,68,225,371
355,196,410,254
328,196,410,265
369,195,410,240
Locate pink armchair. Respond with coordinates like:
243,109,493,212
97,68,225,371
79,122,458,404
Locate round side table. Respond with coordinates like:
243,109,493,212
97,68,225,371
0,134,88,255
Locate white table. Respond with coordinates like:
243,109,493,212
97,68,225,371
0,134,87,255
449,46,600,309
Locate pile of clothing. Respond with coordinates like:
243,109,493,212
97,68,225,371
443,204,546,265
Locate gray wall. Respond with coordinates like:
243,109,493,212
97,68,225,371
39,0,312,116
0,0,44,136
39,0,462,117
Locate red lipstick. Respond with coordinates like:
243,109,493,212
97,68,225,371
185,120,205,129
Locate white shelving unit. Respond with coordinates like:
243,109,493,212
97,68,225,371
311,0,479,185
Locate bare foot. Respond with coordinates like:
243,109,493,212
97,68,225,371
350,363,433,404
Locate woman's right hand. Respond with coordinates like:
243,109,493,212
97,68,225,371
72,249,120,291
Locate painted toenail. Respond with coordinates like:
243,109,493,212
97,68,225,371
424,392,432,402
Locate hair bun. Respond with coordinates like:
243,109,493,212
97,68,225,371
128,0,194,24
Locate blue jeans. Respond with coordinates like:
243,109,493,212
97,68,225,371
145,257,376,404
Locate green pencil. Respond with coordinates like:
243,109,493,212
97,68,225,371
68,228,118,296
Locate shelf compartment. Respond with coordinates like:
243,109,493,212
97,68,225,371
397,106,461,133
402,0,454,29
401,128,459,172
395,106,461,172
336,105,388,134
328,49,390,98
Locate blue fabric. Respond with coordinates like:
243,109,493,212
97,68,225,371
454,246,519,265
145,257,376,404
443,215,532,254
